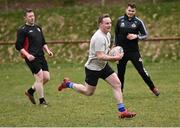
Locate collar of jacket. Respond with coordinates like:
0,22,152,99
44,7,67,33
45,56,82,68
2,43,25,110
124,14,135,21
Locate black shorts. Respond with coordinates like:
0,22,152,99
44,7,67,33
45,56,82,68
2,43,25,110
85,63,114,86
25,56,49,74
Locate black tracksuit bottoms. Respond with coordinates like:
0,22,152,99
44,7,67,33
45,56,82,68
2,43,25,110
117,51,155,91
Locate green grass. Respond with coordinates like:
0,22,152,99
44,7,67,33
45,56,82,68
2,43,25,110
0,60,179,127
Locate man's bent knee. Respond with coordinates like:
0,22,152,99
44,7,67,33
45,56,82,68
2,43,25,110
44,76,50,82
114,82,121,90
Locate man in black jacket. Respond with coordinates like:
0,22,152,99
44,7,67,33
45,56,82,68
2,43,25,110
115,3,160,96
16,9,53,105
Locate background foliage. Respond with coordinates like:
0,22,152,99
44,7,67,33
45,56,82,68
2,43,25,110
0,1,180,64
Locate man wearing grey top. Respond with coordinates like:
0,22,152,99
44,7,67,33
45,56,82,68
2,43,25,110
58,14,136,118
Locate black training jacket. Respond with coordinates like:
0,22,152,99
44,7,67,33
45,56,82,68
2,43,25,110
115,14,148,52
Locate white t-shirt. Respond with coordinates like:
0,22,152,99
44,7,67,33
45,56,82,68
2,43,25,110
85,29,111,71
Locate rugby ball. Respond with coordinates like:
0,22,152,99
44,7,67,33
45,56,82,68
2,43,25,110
109,46,123,56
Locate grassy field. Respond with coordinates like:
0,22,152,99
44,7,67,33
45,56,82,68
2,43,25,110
0,60,179,127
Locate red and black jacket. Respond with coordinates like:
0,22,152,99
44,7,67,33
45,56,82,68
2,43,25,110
15,24,46,58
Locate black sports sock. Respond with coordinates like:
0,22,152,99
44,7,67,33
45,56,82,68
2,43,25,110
39,98,46,104
28,88,35,95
